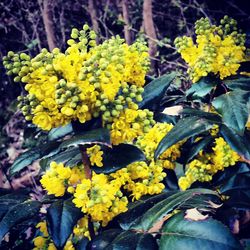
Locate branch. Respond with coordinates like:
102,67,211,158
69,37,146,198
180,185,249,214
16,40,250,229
88,0,100,44
40,0,57,51
121,0,132,44
142,0,157,72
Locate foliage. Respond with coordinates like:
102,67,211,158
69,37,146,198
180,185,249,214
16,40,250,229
1,16,250,250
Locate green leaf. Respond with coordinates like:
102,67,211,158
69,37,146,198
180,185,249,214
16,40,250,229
0,201,41,240
94,230,158,250
139,72,176,110
186,77,217,99
181,108,222,124
117,191,177,230
155,116,214,159
159,212,243,250
0,192,30,220
131,188,218,231
10,141,61,176
90,229,123,249
154,112,178,125
184,136,214,164
219,125,250,160
48,123,73,141
60,128,110,149
47,199,82,248
212,90,250,133
92,144,146,174
132,188,219,231
40,147,81,170
224,77,250,91
75,237,89,250
219,172,250,195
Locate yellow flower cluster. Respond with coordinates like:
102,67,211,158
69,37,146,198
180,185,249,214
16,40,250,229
73,173,128,226
110,108,155,145
87,145,103,167
137,123,182,169
175,16,246,82
34,218,94,250
40,162,85,196
178,137,240,190
3,25,149,131
73,215,99,240
111,161,166,200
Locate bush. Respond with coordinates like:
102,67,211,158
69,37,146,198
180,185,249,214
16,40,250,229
1,17,250,249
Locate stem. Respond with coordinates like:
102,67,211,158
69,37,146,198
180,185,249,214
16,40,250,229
79,145,95,239
80,145,92,179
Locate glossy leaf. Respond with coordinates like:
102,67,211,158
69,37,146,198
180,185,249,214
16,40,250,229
219,125,250,160
48,123,73,141
132,188,218,231
60,128,110,148
181,108,222,124
117,191,177,230
224,77,250,91
47,199,82,248
92,230,158,250
186,77,217,99
212,90,250,133
0,201,41,240
154,112,178,125
155,116,214,159
184,135,214,164
219,172,250,195
139,72,176,110
40,147,81,170
92,144,146,174
90,229,123,250
159,212,243,250
9,141,61,176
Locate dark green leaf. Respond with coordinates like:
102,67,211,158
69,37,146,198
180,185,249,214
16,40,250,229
224,77,250,91
219,172,250,195
47,199,82,248
92,144,146,174
97,230,158,250
0,192,30,220
159,212,243,250
219,125,250,160
184,136,214,164
10,141,61,176
60,128,110,148
75,237,89,250
154,112,178,125
0,201,41,241
40,147,81,170
117,191,177,230
155,116,214,159
48,123,73,141
186,77,217,99
212,90,250,133
181,108,222,124
139,72,176,110
132,188,219,231
212,163,250,186
90,229,123,250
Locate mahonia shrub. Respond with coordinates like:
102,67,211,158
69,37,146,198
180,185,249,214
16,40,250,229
174,16,246,82
1,17,250,250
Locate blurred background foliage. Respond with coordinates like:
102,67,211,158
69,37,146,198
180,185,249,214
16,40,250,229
0,0,250,188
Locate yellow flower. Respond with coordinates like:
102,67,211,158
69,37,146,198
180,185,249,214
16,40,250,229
32,112,52,130
33,236,46,248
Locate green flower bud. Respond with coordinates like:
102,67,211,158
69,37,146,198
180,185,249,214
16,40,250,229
100,105,106,111
83,24,89,31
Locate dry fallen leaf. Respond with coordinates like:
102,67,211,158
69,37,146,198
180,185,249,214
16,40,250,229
185,208,209,221
162,105,183,116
